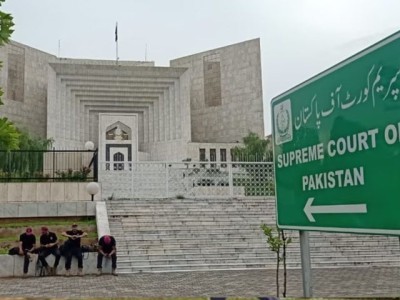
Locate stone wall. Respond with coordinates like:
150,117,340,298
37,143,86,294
0,41,56,138
0,201,96,218
0,182,102,203
0,253,112,277
170,39,264,144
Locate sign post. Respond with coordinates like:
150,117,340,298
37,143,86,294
272,31,400,235
271,31,400,297
299,231,312,297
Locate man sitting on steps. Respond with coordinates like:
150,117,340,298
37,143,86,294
38,226,61,275
97,235,117,276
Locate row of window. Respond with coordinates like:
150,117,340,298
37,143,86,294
199,148,227,162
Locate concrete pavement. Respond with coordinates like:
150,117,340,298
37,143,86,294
0,267,399,298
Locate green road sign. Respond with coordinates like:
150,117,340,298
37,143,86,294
271,31,400,235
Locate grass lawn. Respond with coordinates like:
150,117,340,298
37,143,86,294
0,216,97,254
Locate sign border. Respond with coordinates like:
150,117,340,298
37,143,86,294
271,30,400,236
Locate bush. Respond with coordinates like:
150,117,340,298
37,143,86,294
55,166,91,182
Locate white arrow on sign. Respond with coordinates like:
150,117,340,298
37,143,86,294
304,197,367,222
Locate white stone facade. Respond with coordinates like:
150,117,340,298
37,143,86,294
0,39,264,162
170,39,264,144
0,41,54,137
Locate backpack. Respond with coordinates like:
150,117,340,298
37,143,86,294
8,247,19,255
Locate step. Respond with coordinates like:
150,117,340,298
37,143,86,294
107,198,274,203
107,204,272,209
117,251,272,259
110,229,269,236
109,214,269,220
112,219,272,225
113,220,270,226
108,208,273,214
116,262,275,273
112,224,269,231
118,256,274,266
112,232,266,240
311,257,400,265
119,236,264,244
108,211,270,216
117,244,270,254
308,241,400,248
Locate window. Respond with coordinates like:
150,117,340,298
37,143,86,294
230,148,237,167
210,149,216,168
113,152,124,171
203,53,222,107
210,149,216,161
220,148,227,167
7,46,25,102
199,148,206,161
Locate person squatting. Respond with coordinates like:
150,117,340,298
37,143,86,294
97,234,118,276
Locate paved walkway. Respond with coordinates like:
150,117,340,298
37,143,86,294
0,267,399,298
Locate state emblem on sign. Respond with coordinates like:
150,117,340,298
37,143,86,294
274,99,293,145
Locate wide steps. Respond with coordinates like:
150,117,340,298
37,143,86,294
107,198,400,273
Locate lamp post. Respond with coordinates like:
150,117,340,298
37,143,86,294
85,141,95,151
86,182,100,201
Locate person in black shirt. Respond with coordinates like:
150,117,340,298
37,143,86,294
19,227,36,276
38,226,61,275
97,235,117,276
61,223,87,276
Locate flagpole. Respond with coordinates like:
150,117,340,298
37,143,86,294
115,22,119,65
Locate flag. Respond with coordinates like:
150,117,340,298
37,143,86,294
115,22,118,42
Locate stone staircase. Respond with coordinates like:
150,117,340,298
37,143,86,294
106,198,400,274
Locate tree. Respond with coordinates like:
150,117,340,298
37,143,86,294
18,130,53,150
231,132,272,162
231,132,274,196
0,0,18,150
260,224,292,297
0,118,19,150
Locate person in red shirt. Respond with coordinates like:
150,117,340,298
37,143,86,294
97,235,117,276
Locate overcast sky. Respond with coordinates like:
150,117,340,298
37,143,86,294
3,0,400,135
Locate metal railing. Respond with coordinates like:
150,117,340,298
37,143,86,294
99,161,275,199
0,149,98,182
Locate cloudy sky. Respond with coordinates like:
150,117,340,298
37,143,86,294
3,0,400,134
